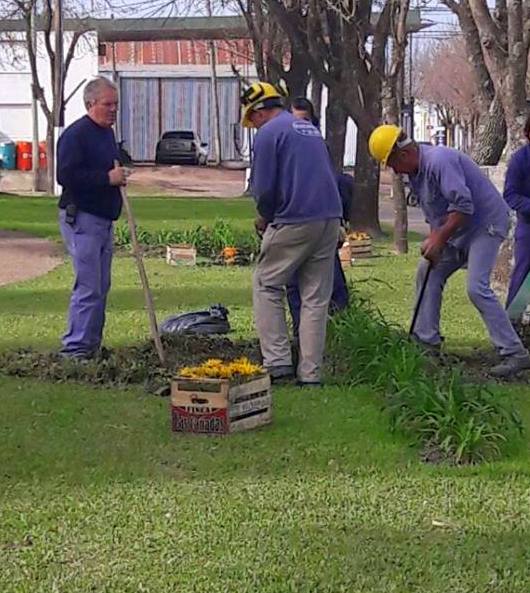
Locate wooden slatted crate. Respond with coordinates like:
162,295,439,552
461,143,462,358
170,374,272,434
166,244,197,266
350,238,372,258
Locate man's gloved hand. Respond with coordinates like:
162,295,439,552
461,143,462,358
421,230,445,263
255,215,268,238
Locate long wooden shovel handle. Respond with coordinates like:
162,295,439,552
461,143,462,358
409,260,432,337
117,163,165,364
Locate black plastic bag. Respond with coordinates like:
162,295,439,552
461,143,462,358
160,304,230,335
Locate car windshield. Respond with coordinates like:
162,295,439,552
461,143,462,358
162,131,195,140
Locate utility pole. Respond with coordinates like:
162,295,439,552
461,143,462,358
53,0,64,195
206,0,222,165
30,0,39,192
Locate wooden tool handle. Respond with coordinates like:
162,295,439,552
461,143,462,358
116,161,165,364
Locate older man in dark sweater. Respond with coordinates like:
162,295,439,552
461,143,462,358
57,77,127,358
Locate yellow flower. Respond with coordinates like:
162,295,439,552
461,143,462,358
349,231,371,241
177,356,263,380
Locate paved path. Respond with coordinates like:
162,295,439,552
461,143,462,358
0,231,62,286
379,199,429,236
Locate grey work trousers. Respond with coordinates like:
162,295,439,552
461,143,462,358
413,229,526,357
253,219,340,382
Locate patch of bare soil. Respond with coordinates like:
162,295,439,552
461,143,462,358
0,231,62,286
127,164,246,198
0,334,262,395
436,348,530,385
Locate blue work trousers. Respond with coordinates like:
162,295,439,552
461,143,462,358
413,229,525,356
506,220,530,308
59,209,113,356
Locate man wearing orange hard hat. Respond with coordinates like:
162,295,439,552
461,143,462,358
368,124,530,378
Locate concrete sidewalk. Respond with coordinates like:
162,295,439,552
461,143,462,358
379,199,429,236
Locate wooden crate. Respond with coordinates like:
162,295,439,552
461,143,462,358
166,244,196,266
170,374,272,435
350,238,372,258
338,241,352,268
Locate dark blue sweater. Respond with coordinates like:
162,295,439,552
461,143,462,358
250,111,342,224
504,143,530,224
57,115,122,221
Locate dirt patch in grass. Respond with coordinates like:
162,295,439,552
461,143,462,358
0,230,61,286
126,164,245,198
438,349,530,385
0,334,261,395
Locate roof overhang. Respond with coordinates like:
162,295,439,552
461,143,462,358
0,11,431,42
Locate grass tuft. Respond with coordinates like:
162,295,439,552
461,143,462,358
327,290,524,464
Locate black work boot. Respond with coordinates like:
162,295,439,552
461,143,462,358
490,353,530,378
265,365,295,384
410,335,442,358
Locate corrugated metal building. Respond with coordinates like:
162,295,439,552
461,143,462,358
100,39,254,162
117,76,242,162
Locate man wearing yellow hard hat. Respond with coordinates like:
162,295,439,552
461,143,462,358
241,81,343,387
368,124,530,377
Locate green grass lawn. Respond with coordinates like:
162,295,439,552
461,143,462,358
1,195,530,592
0,193,255,239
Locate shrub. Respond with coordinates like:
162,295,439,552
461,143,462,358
113,219,258,259
326,290,523,464
114,221,131,246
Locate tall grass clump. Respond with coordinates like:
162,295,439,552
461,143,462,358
326,291,523,464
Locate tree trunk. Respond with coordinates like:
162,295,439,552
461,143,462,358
504,101,529,155
310,77,323,121
381,21,408,254
392,174,408,253
283,49,310,98
352,130,382,236
325,96,347,171
504,0,528,154
442,0,508,161
470,94,507,164
46,123,55,195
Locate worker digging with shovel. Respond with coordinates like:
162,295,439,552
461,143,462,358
368,124,530,378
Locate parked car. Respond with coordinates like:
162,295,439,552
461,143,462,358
155,130,208,166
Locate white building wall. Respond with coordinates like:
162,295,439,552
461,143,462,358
315,83,357,167
413,101,441,143
0,32,98,143
0,72,32,140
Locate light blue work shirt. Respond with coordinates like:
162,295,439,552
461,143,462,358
408,145,509,249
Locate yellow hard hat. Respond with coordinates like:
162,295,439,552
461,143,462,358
240,82,286,128
368,124,402,165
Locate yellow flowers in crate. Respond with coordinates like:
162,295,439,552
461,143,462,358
348,231,371,241
179,357,264,380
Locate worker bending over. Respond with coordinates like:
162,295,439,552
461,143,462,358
368,124,530,378
241,82,342,386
